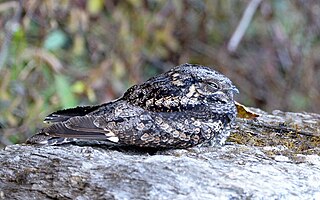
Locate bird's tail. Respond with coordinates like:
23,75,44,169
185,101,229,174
25,130,77,145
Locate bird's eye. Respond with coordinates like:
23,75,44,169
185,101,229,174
207,82,219,89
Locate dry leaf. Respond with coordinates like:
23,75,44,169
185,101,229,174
235,101,260,119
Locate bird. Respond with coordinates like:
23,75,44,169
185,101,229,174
26,63,239,148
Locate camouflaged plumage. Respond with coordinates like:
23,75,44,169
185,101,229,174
26,63,239,148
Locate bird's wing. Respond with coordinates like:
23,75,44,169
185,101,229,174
44,104,108,123
32,100,136,145
123,77,193,112
41,115,121,143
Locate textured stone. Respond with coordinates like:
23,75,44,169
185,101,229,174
1,109,319,199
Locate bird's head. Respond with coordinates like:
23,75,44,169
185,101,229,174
169,63,239,104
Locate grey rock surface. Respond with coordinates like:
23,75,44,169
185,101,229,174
0,109,320,200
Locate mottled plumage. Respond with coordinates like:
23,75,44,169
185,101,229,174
26,63,239,148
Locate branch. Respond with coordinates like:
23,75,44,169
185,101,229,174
227,0,263,53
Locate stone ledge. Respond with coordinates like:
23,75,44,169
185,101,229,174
1,109,319,199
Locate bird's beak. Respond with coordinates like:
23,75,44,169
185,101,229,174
232,86,239,94
222,86,239,95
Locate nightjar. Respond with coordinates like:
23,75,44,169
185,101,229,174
26,63,239,148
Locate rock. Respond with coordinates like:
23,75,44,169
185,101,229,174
0,109,320,199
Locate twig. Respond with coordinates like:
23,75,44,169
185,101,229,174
227,0,263,53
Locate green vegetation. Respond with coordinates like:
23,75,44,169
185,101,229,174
0,1,319,146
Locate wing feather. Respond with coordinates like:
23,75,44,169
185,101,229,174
44,104,105,123
43,116,118,142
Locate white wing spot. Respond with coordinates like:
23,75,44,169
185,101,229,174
108,136,119,143
104,131,116,137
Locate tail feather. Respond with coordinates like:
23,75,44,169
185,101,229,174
44,122,108,140
27,104,122,145
26,131,81,145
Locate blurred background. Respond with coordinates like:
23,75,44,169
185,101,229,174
0,0,319,146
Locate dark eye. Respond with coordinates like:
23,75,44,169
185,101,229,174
207,82,219,89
